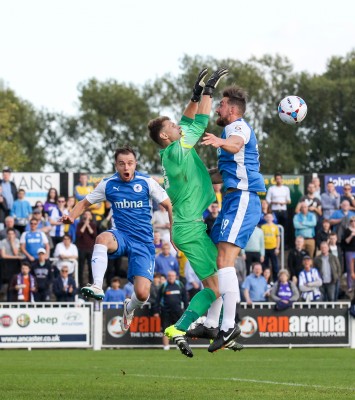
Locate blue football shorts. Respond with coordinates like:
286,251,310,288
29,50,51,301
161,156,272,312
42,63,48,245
107,229,155,283
211,190,261,248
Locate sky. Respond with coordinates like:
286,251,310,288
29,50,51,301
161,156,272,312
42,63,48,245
1,0,354,115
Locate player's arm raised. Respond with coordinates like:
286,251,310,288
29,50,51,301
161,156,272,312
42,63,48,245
180,68,228,150
61,198,91,224
181,67,209,119
202,133,244,154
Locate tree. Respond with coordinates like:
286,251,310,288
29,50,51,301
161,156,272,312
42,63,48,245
297,50,355,173
0,88,45,171
77,78,158,173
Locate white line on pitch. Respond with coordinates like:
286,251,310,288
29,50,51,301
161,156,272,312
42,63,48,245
128,374,355,392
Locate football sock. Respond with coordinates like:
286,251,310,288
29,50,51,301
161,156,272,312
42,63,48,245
127,292,149,314
175,288,216,331
91,244,108,289
218,267,240,332
204,296,223,328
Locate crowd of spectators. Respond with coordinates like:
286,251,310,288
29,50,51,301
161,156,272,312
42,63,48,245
0,172,109,303
1,168,354,308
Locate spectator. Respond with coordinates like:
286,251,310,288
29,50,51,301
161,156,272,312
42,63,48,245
242,262,268,304
123,281,134,299
204,202,220,237
321,180,340,220
263,268,273,298
0,228,22,261
235,255,247,301
52,264,77,302
20,218,50,264
298,255,323,302
152,204,171,245
265,173,291,241
316,219,332,250
213,183,222,210
74,173,93,202
293,202,317,257
10,189,33,233
0,185,9,230
89,182,105,231
43,187,59,216
295,182,322,226
105,254,125,286
270,269,299,310
0,228,23,294
149,272,163,313
311,176,322,200
342,216,355,293
25,207,53,253
0,166,17,218
33,201,46,219
340,184,355,211
287,236,309,285
0,216,20,240
48,195,68,251
244,226,265,275
103,277,125,305
176,250,187,285
31,248,52,301
154,270,187,351
25,208,51,234
313,241,341,301
76,210,97,287
53,234,78,277
259,199,278,226
329,232,343,272
155,242,179,278
9,260,37,302
64,196,79,241
153,231,163,255
184,260,202,301
261,213,280,280
329,199,355,234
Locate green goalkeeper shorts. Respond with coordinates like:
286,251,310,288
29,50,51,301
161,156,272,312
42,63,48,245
172,221,218,281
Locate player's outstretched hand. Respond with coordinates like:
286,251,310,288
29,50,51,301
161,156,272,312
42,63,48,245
191,68,208,102
202,132,224,148
59,215,74,224
203,67,228,97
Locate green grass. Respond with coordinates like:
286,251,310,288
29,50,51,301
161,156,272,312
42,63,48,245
0,348,354,400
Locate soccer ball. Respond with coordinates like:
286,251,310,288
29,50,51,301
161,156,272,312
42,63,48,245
278,95,307,125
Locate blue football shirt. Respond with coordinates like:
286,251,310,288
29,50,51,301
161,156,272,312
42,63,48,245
86,171,168,242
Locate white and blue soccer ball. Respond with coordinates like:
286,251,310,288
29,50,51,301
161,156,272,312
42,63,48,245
278,95,307,125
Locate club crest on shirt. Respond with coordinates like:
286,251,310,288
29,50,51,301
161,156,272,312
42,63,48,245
133,184,142,193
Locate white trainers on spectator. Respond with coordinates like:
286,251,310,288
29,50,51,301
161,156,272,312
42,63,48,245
121,298,134,332
80,284,104,300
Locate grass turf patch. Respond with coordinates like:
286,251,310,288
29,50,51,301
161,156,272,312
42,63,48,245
0,348,354,400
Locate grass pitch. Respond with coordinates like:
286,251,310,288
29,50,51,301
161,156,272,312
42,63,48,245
0,348,354,400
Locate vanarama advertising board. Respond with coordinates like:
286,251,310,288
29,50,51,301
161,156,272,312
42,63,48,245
103,306,163,347
237,304,349,347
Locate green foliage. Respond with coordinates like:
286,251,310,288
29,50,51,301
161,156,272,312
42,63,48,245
0,88,45,171
77,78,158,172
2,50,355,173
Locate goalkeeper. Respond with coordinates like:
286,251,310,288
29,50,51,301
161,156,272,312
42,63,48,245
148,68,241,357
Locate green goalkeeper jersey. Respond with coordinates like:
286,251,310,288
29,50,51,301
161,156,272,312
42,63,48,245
159,114,216,223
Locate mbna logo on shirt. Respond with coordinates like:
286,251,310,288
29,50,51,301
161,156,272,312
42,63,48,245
114,199,143,209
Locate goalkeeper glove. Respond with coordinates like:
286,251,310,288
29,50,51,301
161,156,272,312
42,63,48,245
203,67,229,97
191,68,208,102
